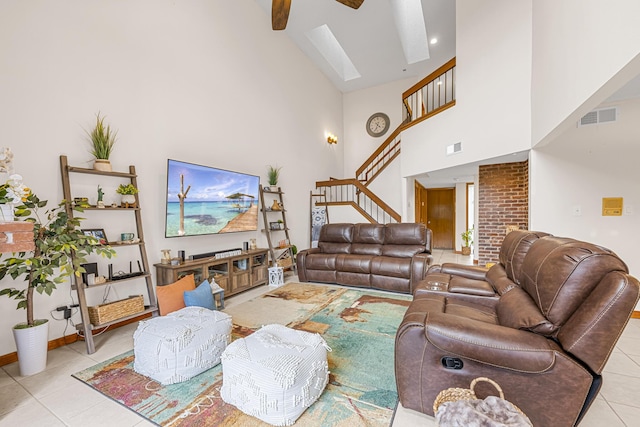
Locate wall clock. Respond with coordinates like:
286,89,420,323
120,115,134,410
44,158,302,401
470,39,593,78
366,112,390,137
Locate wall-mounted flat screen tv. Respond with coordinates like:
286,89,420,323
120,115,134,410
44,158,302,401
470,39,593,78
165,159,260,237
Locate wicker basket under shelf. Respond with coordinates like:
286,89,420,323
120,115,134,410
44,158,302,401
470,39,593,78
88,295,144,326
276,257,293,268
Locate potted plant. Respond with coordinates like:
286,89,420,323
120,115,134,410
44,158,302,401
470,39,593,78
86,112,117,172
116,183,138,208
0,191,115,376
266,165,282,192
461,228,473,256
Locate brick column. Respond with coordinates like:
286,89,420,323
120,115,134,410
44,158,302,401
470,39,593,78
477,161,528,265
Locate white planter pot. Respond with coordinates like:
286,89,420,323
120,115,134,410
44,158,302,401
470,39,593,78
13,320,49,376
121,194,136,207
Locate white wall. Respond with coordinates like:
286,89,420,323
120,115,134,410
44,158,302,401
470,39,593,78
402,0,532,178
531,0,640,147
0,0,343,354
530,97,640,288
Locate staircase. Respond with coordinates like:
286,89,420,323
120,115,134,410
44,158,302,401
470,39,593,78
314,58,457,224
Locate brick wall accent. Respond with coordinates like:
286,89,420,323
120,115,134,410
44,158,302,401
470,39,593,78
0,221,34,253
477,160,528,265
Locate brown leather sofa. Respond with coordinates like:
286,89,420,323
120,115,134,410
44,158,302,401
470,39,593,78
414,230,549,304
296,223,433,294
395,234,640,427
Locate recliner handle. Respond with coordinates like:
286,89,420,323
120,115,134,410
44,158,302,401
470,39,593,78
441,356,464,369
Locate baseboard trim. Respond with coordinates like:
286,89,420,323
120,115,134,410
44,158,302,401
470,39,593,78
0,312,152,367
632,311,640,319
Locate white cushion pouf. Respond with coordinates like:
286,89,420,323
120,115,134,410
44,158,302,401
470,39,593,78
220,324,331,426
133,306,232,385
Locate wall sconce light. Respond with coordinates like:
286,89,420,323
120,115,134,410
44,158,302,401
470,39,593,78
327,134,338,145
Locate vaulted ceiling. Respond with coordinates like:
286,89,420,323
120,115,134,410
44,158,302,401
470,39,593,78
254,0,456,93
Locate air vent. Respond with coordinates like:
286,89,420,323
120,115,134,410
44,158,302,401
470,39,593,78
446,142,462,155
578,107,618,127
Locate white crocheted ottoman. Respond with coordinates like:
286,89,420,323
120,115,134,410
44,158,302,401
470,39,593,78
220,324,331,426
133,306,232,385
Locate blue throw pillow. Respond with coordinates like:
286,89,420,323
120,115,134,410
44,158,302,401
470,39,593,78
183,280,215,310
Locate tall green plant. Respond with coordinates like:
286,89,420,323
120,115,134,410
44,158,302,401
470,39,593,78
267,165,282,186
87,113,117,160
0,194,115,327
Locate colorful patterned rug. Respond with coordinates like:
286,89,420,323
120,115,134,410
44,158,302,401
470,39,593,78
72,283,411,426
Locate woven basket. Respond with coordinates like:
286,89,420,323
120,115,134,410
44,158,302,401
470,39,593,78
433,377,505,414
88,295,144,326
277,257,293,268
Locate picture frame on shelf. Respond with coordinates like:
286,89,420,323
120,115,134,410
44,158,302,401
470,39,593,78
269,222,282,231
82,228,108,245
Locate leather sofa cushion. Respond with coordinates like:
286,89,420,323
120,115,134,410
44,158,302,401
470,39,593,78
319,223,354,242
499,230,549,283
351,243,382,256
336,254,372,274
449,276,495,297
304,254,338,270
440,263,488,280
486,265,517,295
353,224,385,243
371,256,411,278
352,224,384,255
318,241,351,254
520,237,629,330
444,299,498,324
382,244,425,258
496,286,554,335
384,223,427,245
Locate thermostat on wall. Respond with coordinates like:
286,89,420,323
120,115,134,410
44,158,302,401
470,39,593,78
602,197,623,216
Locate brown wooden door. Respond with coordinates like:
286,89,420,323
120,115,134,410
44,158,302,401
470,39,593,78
426,188,455,249
415,181,428,226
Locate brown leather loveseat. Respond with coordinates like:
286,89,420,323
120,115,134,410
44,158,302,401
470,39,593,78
395,233,640,427
296,223,433,294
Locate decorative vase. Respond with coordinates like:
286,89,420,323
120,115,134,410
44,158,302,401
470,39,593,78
271,199,281,211
121,194,136,208
93,159,112,172
13,320,49,376
0,204,14,222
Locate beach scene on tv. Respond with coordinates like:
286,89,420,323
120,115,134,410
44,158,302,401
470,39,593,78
165,160,260,237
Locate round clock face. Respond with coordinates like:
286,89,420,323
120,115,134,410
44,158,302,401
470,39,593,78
366,112,390,137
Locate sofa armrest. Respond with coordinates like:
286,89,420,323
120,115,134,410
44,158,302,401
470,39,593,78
296,248,320,282
425,312,557,373
409,253,433,293
440,263,488,280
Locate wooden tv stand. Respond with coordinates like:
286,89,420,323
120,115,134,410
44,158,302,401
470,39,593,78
154,249,268,297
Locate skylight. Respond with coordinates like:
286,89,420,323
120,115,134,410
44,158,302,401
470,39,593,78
306,24,361,82
390,0,430,64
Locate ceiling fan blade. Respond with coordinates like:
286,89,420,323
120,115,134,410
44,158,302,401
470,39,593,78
272,0,291,31
336,0,364,9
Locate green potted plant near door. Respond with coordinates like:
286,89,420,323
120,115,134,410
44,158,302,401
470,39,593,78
87,112,117,172
461,228,473,256
0,191,115,376
267,165,282,192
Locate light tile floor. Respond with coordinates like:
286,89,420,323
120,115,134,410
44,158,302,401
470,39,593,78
1,250,639,426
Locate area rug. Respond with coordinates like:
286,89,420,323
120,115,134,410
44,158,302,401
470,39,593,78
72,282,411,426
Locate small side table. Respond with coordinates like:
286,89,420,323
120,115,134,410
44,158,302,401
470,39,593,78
268,266,284,287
